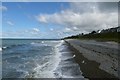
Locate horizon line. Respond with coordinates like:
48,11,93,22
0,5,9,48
0,38,62,40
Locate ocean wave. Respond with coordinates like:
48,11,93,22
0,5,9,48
41,41,44,44
2,46,8,50
2,44,27,52
3,46,7,49
53,40,85,78
30,42,50,47
32,40,64,78
53,40,64,70
3,40,84,78
30,42,36,45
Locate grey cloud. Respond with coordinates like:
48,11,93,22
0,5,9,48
70,2,118,13
69,2,97,14
36,2,118,33
97,2,118,13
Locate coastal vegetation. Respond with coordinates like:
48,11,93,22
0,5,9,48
63,27,120,43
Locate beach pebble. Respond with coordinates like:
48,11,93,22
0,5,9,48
82,60,85,64
73,55,76,58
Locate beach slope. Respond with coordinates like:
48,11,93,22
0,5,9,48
65,39,119,79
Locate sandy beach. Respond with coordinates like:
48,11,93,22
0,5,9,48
65,39,120,79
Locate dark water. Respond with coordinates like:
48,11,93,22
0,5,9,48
1,39,84,78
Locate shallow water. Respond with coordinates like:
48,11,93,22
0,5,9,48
2,39,84,78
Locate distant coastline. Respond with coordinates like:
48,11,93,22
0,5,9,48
63,26,120,43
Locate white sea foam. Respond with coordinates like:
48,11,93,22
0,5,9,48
51,40,64,78
31,42,35,45
29,40,85,78
3,46,7,49
53,40,63,67
31,41,49,47
0,47,2,51
33,62,55,78
53,40,85,78
32,40,64,78
41,41,44,44
53,40,86,78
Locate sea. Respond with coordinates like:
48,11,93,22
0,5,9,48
1,39,85,79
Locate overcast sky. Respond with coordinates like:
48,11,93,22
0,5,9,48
1,2,118,39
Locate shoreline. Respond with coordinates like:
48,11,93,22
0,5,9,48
64,39,119,79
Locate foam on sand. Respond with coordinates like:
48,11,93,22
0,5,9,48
53,40,85,78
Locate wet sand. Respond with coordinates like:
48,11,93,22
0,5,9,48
65,39,119,79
